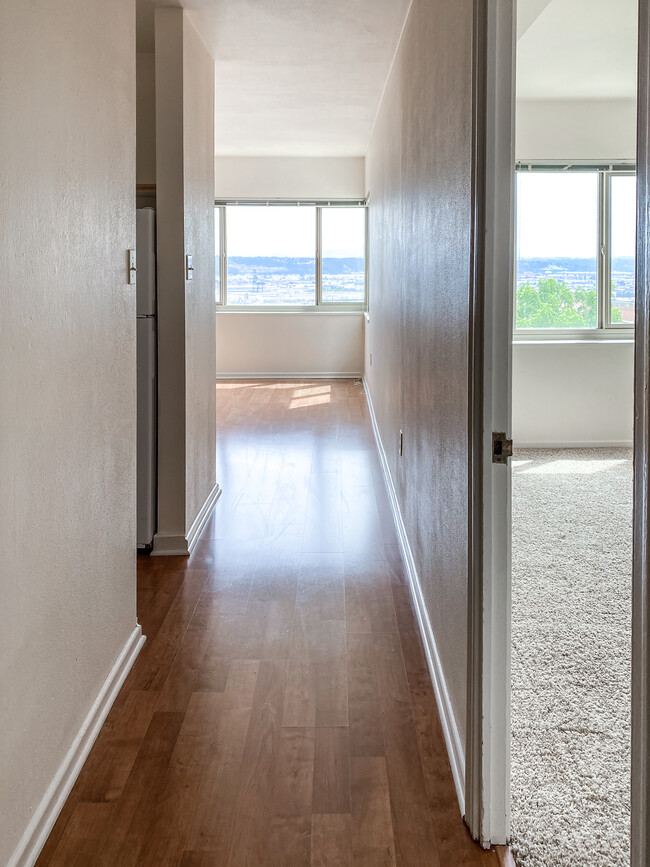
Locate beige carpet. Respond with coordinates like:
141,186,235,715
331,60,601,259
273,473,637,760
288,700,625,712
510,449,632,867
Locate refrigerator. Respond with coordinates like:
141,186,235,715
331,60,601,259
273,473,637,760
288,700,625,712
136,208,157,549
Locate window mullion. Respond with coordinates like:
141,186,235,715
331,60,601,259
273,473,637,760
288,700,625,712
221,205,227,305
597,171,607,330
316,207,322,306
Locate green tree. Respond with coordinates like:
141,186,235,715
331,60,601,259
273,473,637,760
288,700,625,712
516,277,602,329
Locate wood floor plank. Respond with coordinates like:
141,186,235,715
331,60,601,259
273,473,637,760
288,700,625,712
95,711,185,867
184,664,260,858
137,692,224,867
347,632,384,758
350,757,397,867
225,658,288,867
269,727,315,866
127,569,210,692
156,615,230,713
47,802,112,867
372,631,442,867
313,727,351,814
311,814,353,867
284,614,348,727
297,553,345,622
74,689,160,802
399,629,492,865
302,472,343,554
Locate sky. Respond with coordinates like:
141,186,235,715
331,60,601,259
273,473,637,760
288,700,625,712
222,205,366,258
516,172,636,259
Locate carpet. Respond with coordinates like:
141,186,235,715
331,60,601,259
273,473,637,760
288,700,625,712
510,449,632,867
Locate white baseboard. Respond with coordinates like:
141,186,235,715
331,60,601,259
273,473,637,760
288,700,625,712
362,376,466,817
8,625,146,867
216,372,362,380
186,484,221,552
152,484,221,556
515,440,633,449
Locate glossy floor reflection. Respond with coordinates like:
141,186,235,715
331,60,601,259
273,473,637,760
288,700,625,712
37,379,503,866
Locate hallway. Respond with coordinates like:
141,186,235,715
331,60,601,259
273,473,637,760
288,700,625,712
37,380,501,866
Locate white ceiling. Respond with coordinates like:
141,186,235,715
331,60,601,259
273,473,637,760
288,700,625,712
137,0,411,156
136,1,639,155
517,0,638,100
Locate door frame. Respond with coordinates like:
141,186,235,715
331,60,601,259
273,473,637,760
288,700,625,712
469,0,650,858
633,2,650,863
466,0,516,848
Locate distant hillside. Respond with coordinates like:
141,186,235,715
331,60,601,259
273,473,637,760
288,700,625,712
228,257,364,276
517,256,634,274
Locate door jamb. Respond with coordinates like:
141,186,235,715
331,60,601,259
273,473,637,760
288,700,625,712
466,0,516,848
632,2,650,863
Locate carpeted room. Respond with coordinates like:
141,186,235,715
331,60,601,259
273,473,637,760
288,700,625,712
511,3,637,862
509,449,632,866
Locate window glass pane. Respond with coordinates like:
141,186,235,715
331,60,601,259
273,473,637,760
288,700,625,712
610,175,636,325
321,207,366,303
215,206,221,303
516,172,599,329
226,205,316,306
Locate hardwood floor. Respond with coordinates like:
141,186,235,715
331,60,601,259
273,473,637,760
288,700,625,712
37,379,505,866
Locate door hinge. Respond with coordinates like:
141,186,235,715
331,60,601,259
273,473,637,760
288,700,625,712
492,432,513,464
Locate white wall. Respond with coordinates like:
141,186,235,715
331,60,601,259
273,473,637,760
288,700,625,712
513,98,636,446
516,99,637,162
512,341,634,446
215,156,365,200
215,156,365,377
0,2,138,864
154,9,217,554
216,312,363,377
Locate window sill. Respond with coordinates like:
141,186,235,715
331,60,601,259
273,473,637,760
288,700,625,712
513,335,634,345
216,306,366,315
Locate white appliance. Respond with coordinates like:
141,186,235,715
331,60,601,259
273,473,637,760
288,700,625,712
136,208,157,548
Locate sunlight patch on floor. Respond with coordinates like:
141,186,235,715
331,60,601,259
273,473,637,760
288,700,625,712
518,458,627,476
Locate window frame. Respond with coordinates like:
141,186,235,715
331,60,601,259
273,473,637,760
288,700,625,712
513,162,636,342
215,199,368,312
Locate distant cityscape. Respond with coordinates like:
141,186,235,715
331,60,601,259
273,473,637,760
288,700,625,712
517,256,635,320
216,255,634,314
218,256,365,305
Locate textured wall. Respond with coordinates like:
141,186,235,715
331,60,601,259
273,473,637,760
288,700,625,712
216,313,364,376
183,20,217,530
516,98,637,162
513,341,635,446
0,0,137,862
155,8,216,547
155,8,187,541
214,156,366,199
136,53,156,185
365,0,474,742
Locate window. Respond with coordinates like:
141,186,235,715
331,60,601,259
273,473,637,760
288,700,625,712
610,175,636,325
214,205,221,302
321,207,366,303
215,201,366,309
514,166,636,337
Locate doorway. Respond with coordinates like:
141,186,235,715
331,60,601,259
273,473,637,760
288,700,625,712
467,1,646,864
